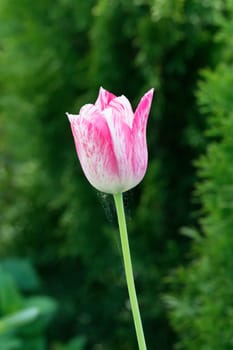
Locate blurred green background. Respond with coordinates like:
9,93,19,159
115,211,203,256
1,0,233,349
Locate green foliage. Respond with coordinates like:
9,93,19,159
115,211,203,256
0,258,56,350
167,1,233,348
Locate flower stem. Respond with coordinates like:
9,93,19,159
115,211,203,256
113,193,147,350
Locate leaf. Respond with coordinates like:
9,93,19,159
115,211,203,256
0,307,39,334
0,258,41,292
19,296,57,335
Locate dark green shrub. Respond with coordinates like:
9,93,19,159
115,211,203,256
167,2,233,348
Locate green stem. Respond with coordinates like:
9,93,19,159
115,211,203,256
113,193,147,350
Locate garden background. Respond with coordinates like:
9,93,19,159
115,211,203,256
1,0,233,349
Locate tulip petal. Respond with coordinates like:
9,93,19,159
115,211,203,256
95,87,116,111
103,108,136,191
132,89,154,179
68,110,120,193
133,89,154,135
66,104,97,123
108,95,134,127
79,104,98,120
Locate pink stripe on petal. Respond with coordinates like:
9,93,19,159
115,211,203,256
70,115,120,193
95,87,116,111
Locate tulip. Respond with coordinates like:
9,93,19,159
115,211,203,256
67,87,154,350
67,87,154,194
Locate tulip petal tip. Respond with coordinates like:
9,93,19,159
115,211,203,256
147,88,155,97
66,113,77,123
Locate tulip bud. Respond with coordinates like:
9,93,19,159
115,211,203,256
67,87,154,194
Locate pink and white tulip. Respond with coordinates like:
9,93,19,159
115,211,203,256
67,87,154,194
